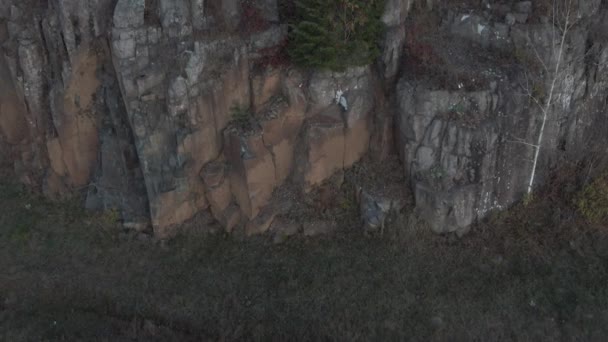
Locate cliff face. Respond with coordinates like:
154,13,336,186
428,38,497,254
0,0,606,237
397,1,608,234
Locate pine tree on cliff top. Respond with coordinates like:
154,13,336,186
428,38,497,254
288,0,385,71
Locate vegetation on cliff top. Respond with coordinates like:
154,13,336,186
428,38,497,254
287,0,385,71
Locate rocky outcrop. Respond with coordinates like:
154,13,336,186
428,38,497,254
0,0,149,225
295,66,376,191
1,0,606,238
380,0,412,81
396,1,608,234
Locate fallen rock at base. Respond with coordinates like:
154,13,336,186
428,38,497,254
302,220,337,237
358,189,405,234
270,217,301,243
215,204,243,233
245,204,278,236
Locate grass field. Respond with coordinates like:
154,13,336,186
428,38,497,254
1,179,607,341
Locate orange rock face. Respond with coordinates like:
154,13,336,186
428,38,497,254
151,180,209,238
0,76,29,145
2,0,381,238
301,109,346,192
251,67,282,111
58,48,101,187
202,158,233,219
225,130,277,219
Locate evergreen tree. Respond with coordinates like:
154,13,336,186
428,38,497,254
288,0,385,71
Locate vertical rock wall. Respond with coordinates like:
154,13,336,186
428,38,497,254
0,0,606,238
396,1,608,234
0,0,149,226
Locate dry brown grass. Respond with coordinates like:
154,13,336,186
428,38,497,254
0,170,607,341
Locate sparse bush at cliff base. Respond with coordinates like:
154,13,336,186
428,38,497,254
287,0,385,71
577,173,608,225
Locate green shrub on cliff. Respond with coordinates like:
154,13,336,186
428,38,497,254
230,104,253,131
577,173,608,225
288,0,385,71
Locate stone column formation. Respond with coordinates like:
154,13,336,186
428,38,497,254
0,0,606,238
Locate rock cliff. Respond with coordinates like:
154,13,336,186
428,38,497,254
1,0,606,238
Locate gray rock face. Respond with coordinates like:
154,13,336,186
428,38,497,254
0,0,606,238
396,79,524,233
110,0,255,236
1,0,148,220
379,0,412,80
396,3,608,233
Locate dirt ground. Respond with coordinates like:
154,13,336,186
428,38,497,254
1,175,608,341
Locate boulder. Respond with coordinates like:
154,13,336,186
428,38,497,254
245,204,278,236
358,189,405,234
303,220,336,237
215,203,242,233
270,217,301,243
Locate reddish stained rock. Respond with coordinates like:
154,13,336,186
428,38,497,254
300,108,346,192
281,69,307,115
213,55,251,133
43,170,69,200
225,130,277,220
245,204,278,236
202,158,233,219
151,179,209,238
370,111,395,162
251,66,282,111
57,48,101,187
0,50,29,145
207,179,232,215
259,98,305,184
201,158,227,189
46,138,67,177
344,118,371,168
177,120,219,172
215,203,242,233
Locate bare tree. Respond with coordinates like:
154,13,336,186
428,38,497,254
521,0,581,194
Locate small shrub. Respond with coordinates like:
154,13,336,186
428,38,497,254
448,102,466,116
429,165,446,180
531,82,546,102
230,104,253,131
514,47,543,76
100,208,120,227
576,173,608,225
10,222,32,243
523,192,534,207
